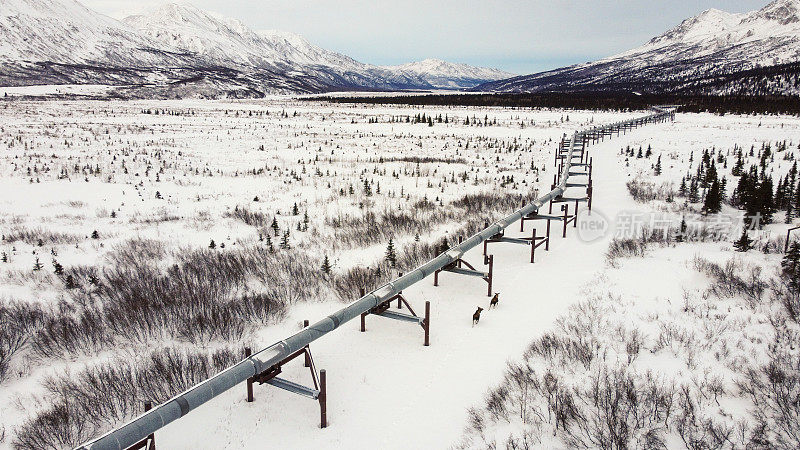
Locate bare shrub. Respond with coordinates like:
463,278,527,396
0,302,44,381
692,257,766,307
2,227,83,245
14,345,246,450
740,348,800,449
626,179,675,203
225,206,270,227
563,368,671,450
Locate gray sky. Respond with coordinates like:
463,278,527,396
83,0,771,74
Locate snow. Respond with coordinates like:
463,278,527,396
3,99,797,449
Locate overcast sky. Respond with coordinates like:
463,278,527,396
83,0,770,74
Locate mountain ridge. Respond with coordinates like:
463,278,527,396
475,0,800,96
0,0,513,97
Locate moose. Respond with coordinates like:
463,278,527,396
489,293,499,309
472,307,483,326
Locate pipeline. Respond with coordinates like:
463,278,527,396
77,106,675,450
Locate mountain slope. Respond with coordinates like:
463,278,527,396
0,0,187,66
476,0,800,95
385,59,515,89
0,0,512,96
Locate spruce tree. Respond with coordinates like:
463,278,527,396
271,217,279,236
782,241,800,291
703,179,722,214
654,155,662,176
385,239,397,267
363,179,372,196
688,178,700,203
733,228,752,252
321,255,332,275
280,230,290,249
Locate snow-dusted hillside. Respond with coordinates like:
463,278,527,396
0,0,511,96
386,59,515,89
477,0,800,95
0,0,189,66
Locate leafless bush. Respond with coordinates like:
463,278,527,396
30,244,318,359
563,368,671,450
0,301,44,381
739,347,800,449
225,206,271,227
329,191,536,248
605,227,677,267
14,345,246,450
626,179,675,203
692,257,766,307
2,227,83,245
771,279,800,322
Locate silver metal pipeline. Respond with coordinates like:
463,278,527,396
77,107,674,450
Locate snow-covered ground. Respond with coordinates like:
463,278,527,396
1,100,798,449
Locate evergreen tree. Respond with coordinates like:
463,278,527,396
654,155,662,176
385,239,397,267
91,230,99,239
292,202,299,215
33,257,43,271
757,176,775,225
363,179,372,196
209,239,216,249
732,149,744,176
676,217,688,242
52,259,63,275
271,217,280,236
678,177,687,197
321,255,332,275
688,178,700,203
703,179,722,213
782,241,800,291
280,230,290,249
733,228,752,252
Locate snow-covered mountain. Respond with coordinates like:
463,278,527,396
386,59,515,89
0,0,512,97
477,0,800,95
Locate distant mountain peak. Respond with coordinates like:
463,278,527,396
753,0,800,25
474,0,800,96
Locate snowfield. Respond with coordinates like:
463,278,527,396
0,98,799,449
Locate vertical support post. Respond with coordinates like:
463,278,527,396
319,369,327,428
457,236,463,268
245,347,254,402
562,205,568,238
574,200,579,228
546,219,551,250
530,228,536,263
487,255,493,297
434,270,439,286
484,222,490,255
144,401,155,450
587,185,593,211
397,272,403,308
424,301,430,346
303,321,310,367
359,288,366,332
